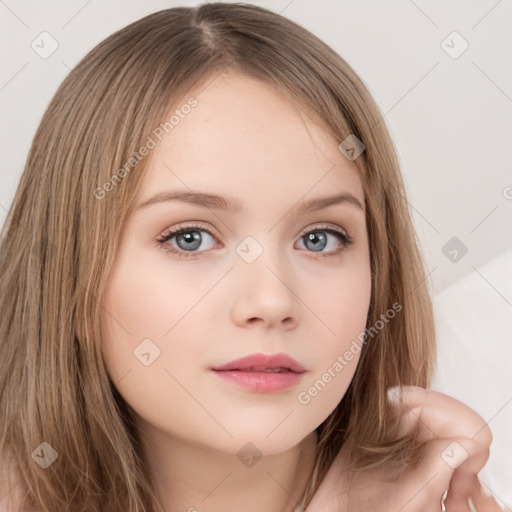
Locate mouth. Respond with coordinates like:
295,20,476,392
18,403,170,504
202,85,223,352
228,367,295,373
211,352,306,373
210,352,306,392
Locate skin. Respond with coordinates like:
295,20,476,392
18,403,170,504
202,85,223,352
101,71,372,512
100,72,503,512
307,386,503,511
0,75,501,512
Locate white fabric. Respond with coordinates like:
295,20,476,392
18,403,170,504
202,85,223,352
431,250,512,508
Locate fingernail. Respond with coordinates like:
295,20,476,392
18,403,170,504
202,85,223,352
387,386,402,405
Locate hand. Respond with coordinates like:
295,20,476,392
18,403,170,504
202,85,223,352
306,386,504,511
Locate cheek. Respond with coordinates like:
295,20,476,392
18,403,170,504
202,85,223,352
101,244,220,346
295,259,371,418
99,251,216,440
308,254,371,346
99,236,373,452
100,246,191,379
100,242,228,401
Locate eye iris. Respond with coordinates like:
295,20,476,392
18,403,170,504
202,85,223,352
304,232,327,252
176,231,202,251
163,227,345,256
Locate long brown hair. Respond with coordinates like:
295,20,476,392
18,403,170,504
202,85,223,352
0,3,435,511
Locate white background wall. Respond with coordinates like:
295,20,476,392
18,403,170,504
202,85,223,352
1,0,511,506
1,0,511,294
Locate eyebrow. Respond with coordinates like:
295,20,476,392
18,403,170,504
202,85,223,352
136,190,364,214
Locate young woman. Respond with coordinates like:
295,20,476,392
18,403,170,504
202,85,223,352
0,3,504,511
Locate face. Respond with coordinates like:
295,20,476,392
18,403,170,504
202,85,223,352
101,71,372,457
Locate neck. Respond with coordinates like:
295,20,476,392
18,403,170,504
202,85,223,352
137,422,319,512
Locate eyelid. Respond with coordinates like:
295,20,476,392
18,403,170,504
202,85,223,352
158,221,349,241
296,223,349,239
156,221,353,259
157,221,219,243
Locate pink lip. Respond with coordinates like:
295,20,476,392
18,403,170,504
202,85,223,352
210,352,306,393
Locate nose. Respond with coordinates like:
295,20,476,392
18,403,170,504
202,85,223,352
229,241,300,330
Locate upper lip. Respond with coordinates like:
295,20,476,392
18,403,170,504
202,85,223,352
211,352,306,373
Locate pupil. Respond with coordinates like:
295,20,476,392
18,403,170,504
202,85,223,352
305,232,326,252
177,231,201,251
174,230,328,253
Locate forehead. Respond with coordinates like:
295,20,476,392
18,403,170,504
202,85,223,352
138,72,365,210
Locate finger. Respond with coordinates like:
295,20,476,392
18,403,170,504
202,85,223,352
387,387,493,490
443,470,477,511
388,386,492,448
357,438,456,512
444,473,504,512
467,475,505,512
394,438,489,512
395,438,454,510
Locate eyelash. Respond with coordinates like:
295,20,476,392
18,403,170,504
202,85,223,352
156,222,354,260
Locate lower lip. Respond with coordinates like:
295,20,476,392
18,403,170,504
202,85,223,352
211,369,305,392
